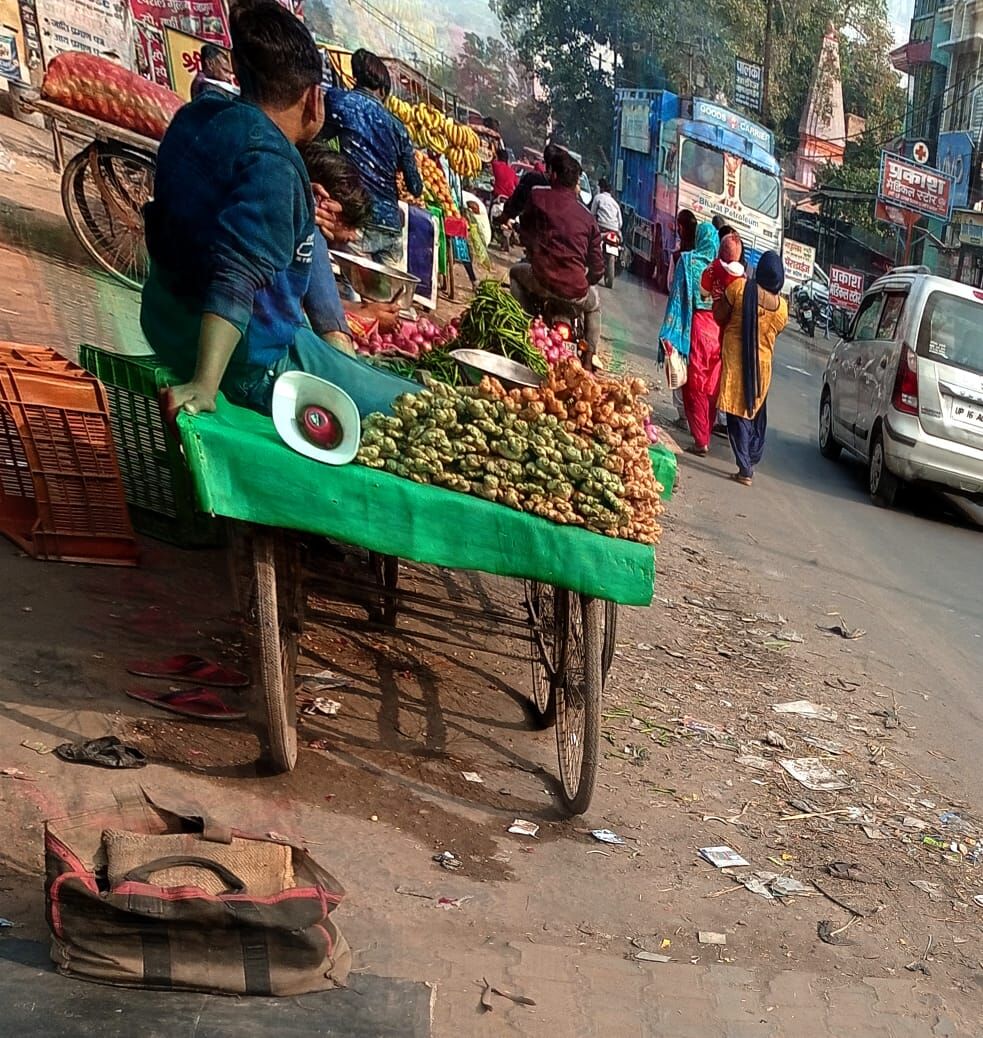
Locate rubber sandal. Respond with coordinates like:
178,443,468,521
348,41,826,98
54,736,147,769
686,445,710,456
730,473,753,487
126,653,249,689
124,687,246,721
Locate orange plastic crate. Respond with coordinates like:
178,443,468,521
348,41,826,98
0,352,138,566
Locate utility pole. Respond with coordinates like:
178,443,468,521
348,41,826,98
762,0,773,124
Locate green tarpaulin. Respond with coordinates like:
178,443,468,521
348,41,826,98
179,398,675,606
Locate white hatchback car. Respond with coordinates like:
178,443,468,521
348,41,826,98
819,266,983,507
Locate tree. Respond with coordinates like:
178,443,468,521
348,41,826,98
443,33,550,154
492,0,904,170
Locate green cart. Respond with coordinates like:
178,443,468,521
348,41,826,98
179,398,675,816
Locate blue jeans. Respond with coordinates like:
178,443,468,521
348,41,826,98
226,327,421,418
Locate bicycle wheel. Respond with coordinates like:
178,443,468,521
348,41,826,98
61,141,154,289
252,530,304,771
524,580,558,728
602,599,618,677
554,592,602,815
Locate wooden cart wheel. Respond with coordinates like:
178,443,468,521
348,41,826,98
554,592,602,816
602,600,618,678
61,141,153,289
369,552,399,625
524,580,557,728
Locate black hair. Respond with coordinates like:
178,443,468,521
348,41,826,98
598,177,611,193
352,48,391,96
716,223,735,238
299,143,373,230
543,142,563,171
230,1,321,108
496,147,508,162
551,150,581,189
200,43,224,65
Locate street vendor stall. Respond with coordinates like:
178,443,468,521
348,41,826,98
162,315,676,817
178,390,674,816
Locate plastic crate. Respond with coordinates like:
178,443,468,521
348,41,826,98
0,361,138,566
77,345,222,548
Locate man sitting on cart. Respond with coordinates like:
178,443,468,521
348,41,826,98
141,1,417,424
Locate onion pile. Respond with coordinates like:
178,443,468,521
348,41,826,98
529,317,575,368
355,317,457,361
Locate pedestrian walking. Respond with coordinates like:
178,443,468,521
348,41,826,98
658,221,719,454
714,250,788,486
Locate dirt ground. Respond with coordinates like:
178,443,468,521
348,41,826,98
0,108,978,1035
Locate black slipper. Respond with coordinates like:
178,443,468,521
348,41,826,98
54,736,147,769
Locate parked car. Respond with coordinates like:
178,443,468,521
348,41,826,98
819,266,983,508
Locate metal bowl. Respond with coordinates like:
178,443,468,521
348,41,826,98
329,250,420,307
449,349,542,390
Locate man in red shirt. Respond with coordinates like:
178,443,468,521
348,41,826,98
510,149,603,357
491,148,519,198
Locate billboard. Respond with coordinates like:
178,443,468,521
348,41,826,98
878,151,953,222
35,0,134,67
829,265,864,312
937,132,973,210
782,239,815,286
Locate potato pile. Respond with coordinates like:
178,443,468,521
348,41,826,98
356,358,663,544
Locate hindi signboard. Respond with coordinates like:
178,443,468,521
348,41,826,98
734,57,763,114
782,239,815,287
878,151,953,222
829,265,864,312
35,0,134,67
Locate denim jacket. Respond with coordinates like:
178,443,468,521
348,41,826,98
322,87,423,231
142,94,337,375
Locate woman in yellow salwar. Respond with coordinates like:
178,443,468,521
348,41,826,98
713,251,788,486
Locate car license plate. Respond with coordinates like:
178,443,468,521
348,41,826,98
604,243,619,255
950,400,983,431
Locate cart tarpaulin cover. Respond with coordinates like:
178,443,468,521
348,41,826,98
179,397,667,606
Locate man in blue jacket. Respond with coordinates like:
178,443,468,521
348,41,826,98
142,1,416,424
322,49,423,266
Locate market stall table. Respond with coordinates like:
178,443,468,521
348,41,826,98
178,397,675,815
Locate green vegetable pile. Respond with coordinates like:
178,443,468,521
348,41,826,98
454,280,549,376
356,365,663,544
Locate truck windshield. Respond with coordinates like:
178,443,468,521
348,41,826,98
740,164,780,218
680,138,723,194
917,291,983,374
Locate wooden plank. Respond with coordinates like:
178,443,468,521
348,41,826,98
23,98,159,154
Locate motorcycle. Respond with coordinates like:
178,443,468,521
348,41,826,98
541,298,597,370
489,196,517,252
602,229,623,289
798,300,816,338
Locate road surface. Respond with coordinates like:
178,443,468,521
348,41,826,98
604,272,983,795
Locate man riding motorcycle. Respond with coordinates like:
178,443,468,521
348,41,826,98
590,177,622,234
509,150,604,363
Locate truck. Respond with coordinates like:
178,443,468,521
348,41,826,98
612,90,784,290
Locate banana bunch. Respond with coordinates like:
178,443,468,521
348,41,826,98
386,94,482,177
446,145,482,177
443,116,480,152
